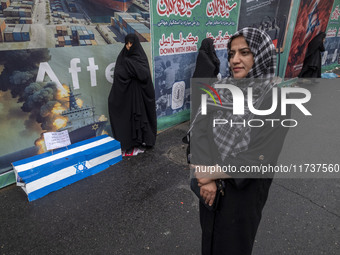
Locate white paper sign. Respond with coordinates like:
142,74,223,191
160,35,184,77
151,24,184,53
43,130,71,151
171,81,185,110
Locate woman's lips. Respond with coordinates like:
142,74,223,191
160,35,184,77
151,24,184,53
233,67,243,72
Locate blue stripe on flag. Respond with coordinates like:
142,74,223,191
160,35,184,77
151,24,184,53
19,140,120,183
27,156,122,201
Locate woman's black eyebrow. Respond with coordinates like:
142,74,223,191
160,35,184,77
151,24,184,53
231,47,251,51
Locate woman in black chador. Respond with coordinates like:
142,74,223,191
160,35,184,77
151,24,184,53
191,38,220,114
192,38,220,79
108,34,156,152
299,32,326,78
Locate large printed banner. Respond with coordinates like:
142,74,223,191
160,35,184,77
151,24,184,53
0,0,151,51
0,0,152,184
285,0,335,78
0,43,151,176
151,0,240,130
322,0,340,68
1,0,339,184
0,45,119,175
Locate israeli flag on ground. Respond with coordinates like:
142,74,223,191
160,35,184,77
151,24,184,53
12,135,122,201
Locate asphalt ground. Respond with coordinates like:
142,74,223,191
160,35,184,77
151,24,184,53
0,79,339,255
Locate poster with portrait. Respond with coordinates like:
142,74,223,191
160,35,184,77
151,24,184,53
284,0,335,78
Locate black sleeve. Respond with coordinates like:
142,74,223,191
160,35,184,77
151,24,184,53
190,114,216,166
125,57,151,83
192,52,216,79
319,44,325,52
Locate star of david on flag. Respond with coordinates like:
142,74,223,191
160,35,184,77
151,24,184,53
12,135,122,201
75,161,88,173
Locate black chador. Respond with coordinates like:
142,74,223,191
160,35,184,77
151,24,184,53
299,32,326,78
108,34,156,151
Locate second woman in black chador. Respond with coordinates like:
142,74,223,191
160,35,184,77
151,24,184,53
299,32,326,78
191,38,221,114
192,38,220,79
108,34,156,152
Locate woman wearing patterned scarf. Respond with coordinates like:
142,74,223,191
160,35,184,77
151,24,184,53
190,28,291,255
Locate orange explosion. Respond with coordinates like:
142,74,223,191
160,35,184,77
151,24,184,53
57,84,70,101
76,98,83,108
35,134,47,154
53,116,68,130
52,102,67,115
34,84,71,154
98,115,107,121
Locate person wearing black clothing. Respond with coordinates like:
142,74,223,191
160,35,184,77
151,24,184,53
299,32,326,78
108,34,156,152
191,38,221,114
193,38,220,79
190,28,291,255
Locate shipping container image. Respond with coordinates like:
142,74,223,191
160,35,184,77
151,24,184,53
0,19,5,42
13,24,23,41
21,24,30,41
64,35,71,45
78,39,86,46
88,30,94,40
58,36,65,47
4,26,14,42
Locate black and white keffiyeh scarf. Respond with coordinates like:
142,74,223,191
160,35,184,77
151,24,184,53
211,28,277,161
229,27,277,79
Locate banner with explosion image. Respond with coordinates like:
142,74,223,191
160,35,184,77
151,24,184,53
322,0,340,71
151,0,240,130
284,0,335,78
0,44,135,180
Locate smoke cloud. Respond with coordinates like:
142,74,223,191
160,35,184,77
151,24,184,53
0,49,51,99
20,81,68,132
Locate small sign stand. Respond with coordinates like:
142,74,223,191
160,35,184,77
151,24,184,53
43,130,71,153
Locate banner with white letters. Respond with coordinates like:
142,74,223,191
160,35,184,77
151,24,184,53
0,43,150,177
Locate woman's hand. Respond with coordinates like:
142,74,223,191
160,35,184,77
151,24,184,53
197,178,214,186
200,180,217,206
190,164,231,179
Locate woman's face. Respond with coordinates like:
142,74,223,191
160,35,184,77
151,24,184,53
229,36,254,78
126,41,133,51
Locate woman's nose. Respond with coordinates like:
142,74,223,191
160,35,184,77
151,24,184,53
232,52,241,63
